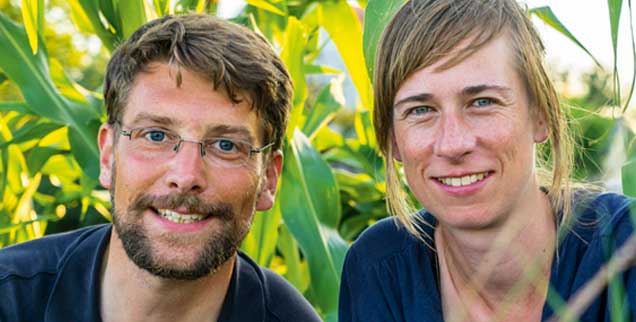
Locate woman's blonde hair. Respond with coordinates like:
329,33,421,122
373,0,574,239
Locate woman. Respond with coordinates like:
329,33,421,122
339,1,636,321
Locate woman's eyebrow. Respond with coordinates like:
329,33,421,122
394,93,434,109
461,84,513,97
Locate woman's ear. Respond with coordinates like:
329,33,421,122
533,111,549,143
391,130,403,162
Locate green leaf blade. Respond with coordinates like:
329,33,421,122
362,0,407,81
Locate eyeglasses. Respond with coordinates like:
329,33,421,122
116,123,273,168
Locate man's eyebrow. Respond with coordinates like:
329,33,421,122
394,93,434,110
129,112,176,127
461,84,513,97
204,124,255,142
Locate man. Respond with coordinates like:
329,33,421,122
0,14,322,322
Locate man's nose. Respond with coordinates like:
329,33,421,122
164,140,208,194
433,112,476,162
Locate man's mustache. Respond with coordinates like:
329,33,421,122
128,193,233,221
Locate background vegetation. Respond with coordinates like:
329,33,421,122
0,0,634,321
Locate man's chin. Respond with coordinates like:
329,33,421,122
115,221,239,281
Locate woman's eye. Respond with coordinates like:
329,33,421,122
408,106,433,116
472,98,493,107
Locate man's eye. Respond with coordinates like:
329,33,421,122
144,130,167,142
216,139,237,152
472,98,493,107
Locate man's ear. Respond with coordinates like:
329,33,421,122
255,150,283,211
533,110,549,143
98,124,115,189
391,130,403,162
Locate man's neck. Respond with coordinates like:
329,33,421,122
99,233,234,322
435,188,556,322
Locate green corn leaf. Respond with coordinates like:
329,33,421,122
195,0,208,13
318,1,372,110
530,6,601,67
280,17,308,139
279,129,347,317
25,147,65,177
302,75,345,140
153,0,171,15
20,0,44,54
246,0,286,16
0,102,31,114
303,64,341,75
0,13,100,179
0,215,58,235
311,125,344,151
362,0,407,81
68,0,95,33
117,0,147,40
73,0,119,51
0,122,64,149
41,154,81,179
354,108,376,148
99,0,119,35
68,119,101,179
241,201,282,267
623,159,636,197
277,223,309,293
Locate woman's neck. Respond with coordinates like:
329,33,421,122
435,189,556,322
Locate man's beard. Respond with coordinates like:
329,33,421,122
111,190,252,281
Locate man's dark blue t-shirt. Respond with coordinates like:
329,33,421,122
339,192,636,322
0,224,322,322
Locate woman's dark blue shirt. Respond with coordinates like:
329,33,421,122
339,192,636,322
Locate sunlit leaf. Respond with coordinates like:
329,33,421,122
280,16,308,139
302,75,344,140
41,154,81,179
0,122,63,149
0,215,57,235
354,108,376,147
530,6,601,67
73,0,119,51
311,125,344,151
25,147,64,177
246,0,286,16
99,0,119,35
117,0,147,39
20,0,44,54
318,1,372,109
6,145,26,193
303,64,341,75
362,0,407,80
153,0,171,15
68,0,95,34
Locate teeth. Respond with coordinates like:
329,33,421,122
157,209,207,224
438,172,488,187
